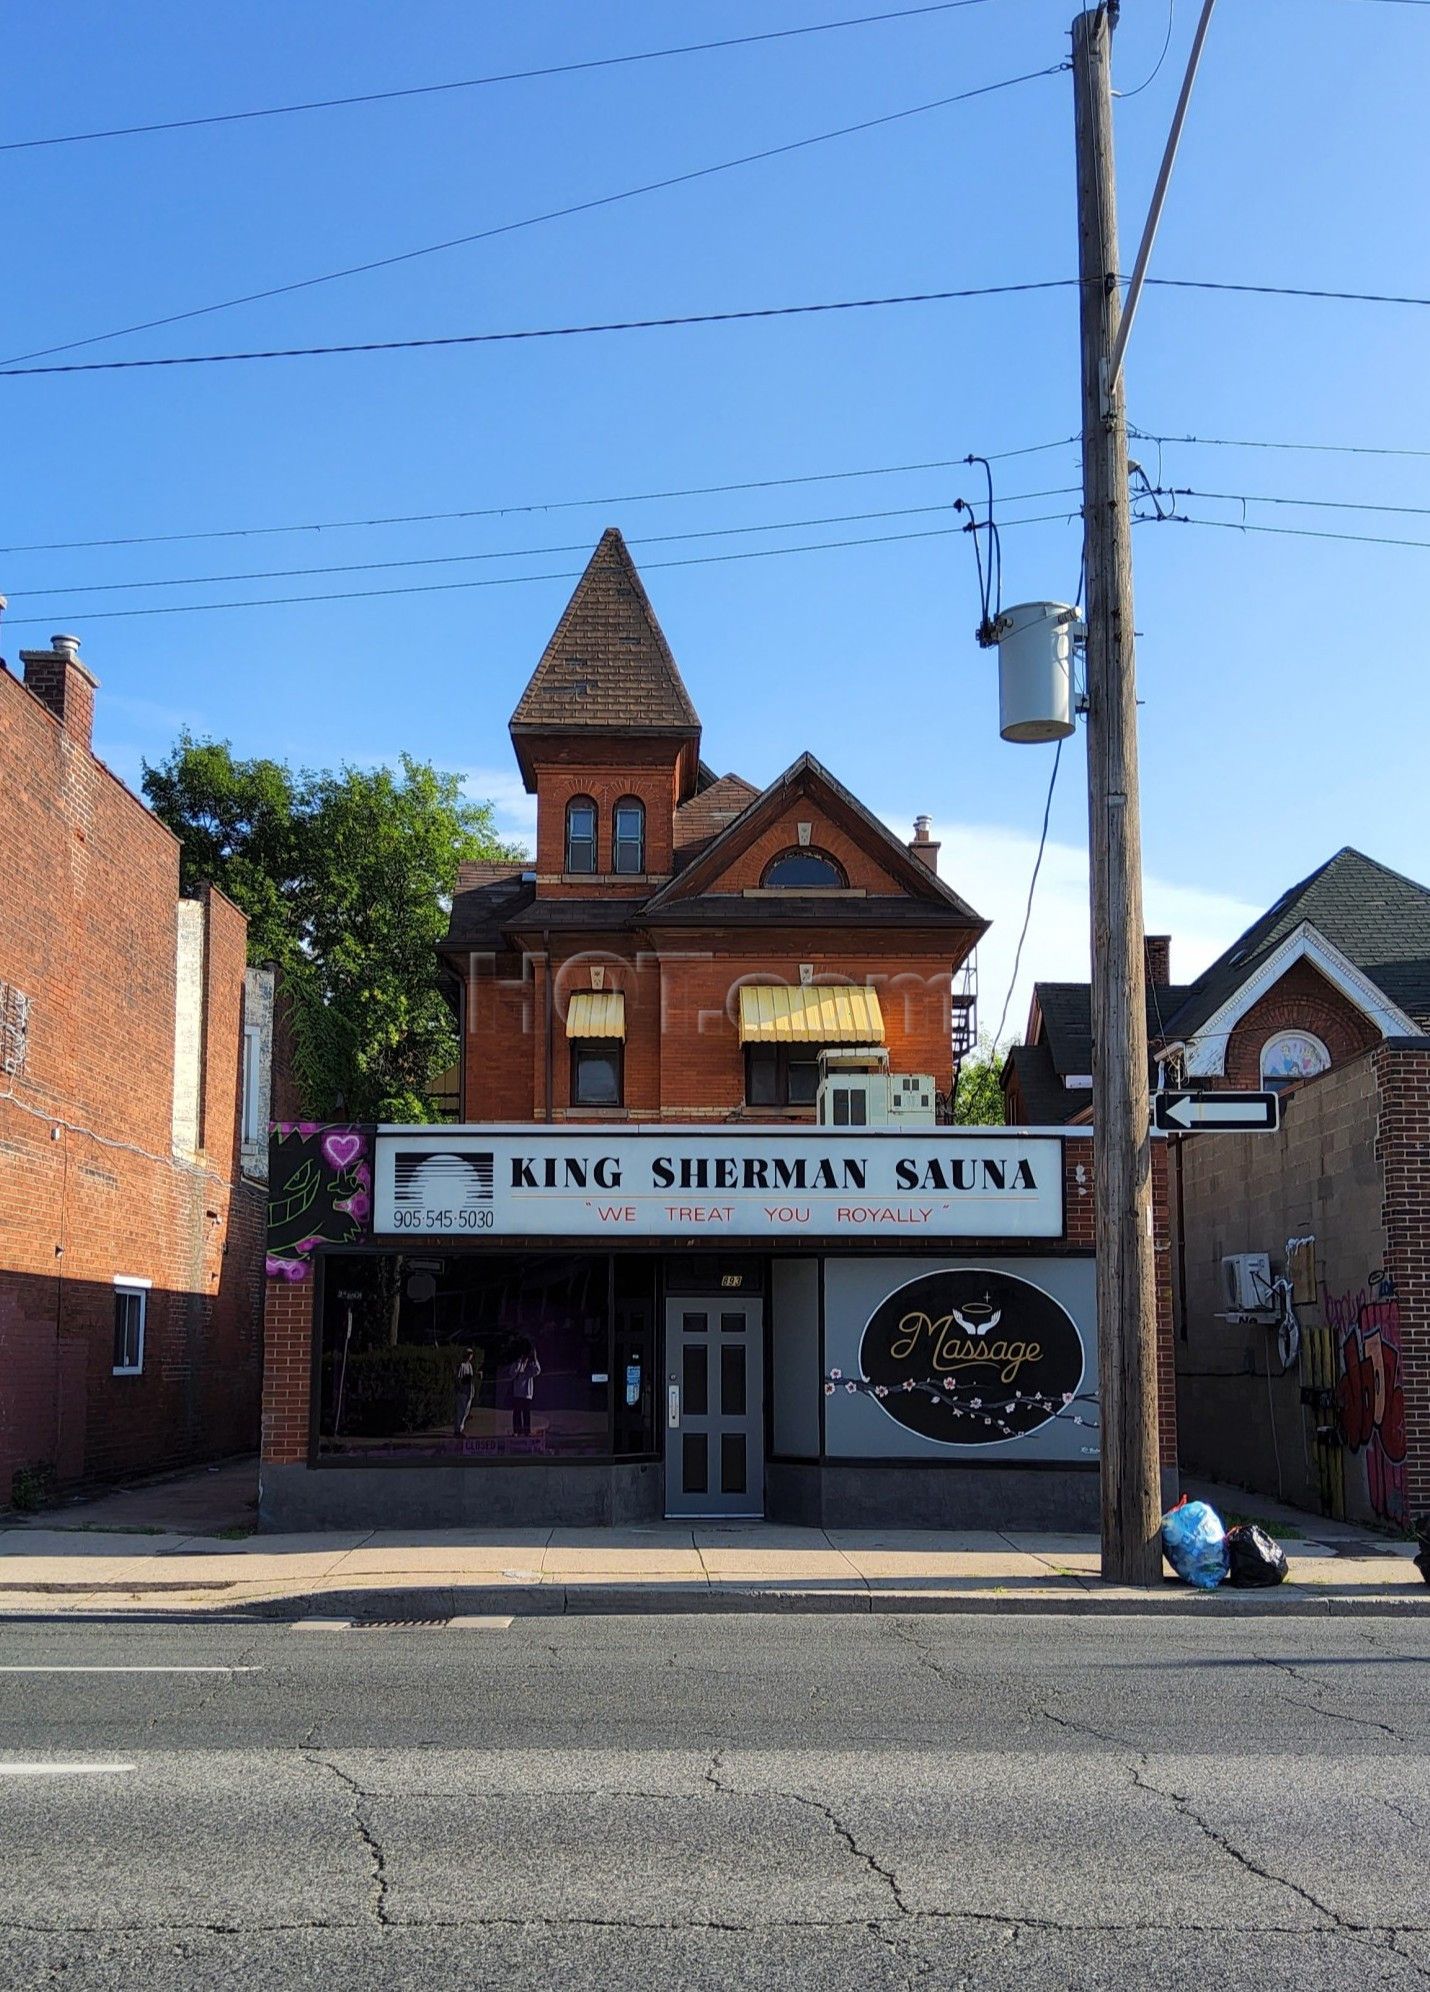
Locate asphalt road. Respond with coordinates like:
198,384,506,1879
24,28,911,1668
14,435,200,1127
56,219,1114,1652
0,1611,1427,1990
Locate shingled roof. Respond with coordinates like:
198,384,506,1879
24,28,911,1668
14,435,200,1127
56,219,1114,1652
509,529,700,786
673,772,761,855
1010,850,1430,1115
1167,847,1430,1039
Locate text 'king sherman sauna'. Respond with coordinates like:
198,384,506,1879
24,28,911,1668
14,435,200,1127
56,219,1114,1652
507,1155,1042,1193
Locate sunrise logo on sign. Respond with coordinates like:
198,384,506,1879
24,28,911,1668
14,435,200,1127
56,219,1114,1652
856,1268,1086,1447
392,1151,494,1209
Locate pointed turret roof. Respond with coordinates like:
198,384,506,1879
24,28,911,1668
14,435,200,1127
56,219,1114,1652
509,529,701,786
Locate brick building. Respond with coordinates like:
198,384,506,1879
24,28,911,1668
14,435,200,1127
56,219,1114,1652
260,533,1178,1531
1005,848,1430,1530
0,634,273,1508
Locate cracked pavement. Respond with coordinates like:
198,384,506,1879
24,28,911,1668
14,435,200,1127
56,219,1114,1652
2,1612,1428,1988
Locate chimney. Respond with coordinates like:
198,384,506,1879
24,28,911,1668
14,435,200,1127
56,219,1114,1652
1144,934,1171,988
908,814,941,875
20,634,98,752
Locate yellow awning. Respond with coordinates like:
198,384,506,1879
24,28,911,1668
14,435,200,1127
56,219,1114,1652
566,990,626,1040
738,985,884,1045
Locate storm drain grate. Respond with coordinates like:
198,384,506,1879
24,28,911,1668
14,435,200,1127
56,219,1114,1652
357,1618,452,1629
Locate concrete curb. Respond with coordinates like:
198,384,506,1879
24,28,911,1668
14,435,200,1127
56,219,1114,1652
1,1581,1427,1619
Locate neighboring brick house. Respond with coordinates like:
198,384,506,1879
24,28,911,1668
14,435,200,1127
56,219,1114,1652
1004,848,1430,1529
0,634,273,1507
259,531,1178,1532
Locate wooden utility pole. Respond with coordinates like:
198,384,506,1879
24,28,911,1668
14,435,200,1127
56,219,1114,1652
1073,3,1163,1586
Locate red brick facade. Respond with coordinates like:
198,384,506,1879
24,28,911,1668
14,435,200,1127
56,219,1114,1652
1222,959,1378,1089
1373,1044,1430,1521
0,644,266,1506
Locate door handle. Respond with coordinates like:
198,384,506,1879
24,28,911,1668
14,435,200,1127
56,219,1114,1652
667,1382,681,1429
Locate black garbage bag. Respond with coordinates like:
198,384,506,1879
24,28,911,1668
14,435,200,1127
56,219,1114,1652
1414,1514,1430,1588
1225,1523,1289,1588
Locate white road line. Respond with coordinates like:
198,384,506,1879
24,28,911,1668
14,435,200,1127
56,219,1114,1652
0,1666,264,1674
450,1616,514,1630
0,1763,136,1776
291,1618,355,1631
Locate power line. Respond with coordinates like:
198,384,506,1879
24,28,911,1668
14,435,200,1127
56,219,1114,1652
0,437,1078,555
992,739,1064,1050
1133,423,1430,461
9,270,1428,380
1164,513,1430,554
0,2,1003,152
1145,275,1430,309
0,513,1085,629
9,492,1083,603
0,281,1081,379
1174,485,1430,520
2,64,1065,369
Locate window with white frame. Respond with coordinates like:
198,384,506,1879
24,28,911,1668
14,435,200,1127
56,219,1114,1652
112,1279,149,1375
1260,1029,1330,1091
241,1023,264,1144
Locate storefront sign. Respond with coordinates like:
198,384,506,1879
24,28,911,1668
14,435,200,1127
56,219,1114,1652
853,1267,1087,1446
373,1129,1065,1240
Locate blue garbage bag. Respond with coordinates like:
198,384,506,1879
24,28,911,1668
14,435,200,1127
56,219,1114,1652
1161,1500,1229,1589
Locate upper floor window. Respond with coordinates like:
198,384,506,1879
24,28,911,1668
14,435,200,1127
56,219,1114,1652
1260,1029,1330,1091
566,797,597,874
613,798,646,876
761,849,847,889
572,1042,623,1106
746,1044,822,1108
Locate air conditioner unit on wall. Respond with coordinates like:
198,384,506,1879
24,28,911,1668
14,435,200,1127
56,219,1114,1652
1222,1252,1273,1312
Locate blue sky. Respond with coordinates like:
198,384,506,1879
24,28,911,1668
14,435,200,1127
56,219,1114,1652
6,0,1428,1034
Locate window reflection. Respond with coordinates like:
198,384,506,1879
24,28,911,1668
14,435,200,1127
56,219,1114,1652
318,1253,657,1461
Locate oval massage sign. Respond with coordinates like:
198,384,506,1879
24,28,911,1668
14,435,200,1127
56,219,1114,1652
857,1268,1087,1446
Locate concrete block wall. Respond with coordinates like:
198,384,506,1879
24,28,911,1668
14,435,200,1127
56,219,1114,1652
1174,1049,1399,1522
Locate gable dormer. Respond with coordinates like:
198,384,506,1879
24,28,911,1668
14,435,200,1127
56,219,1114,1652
510,530,702,889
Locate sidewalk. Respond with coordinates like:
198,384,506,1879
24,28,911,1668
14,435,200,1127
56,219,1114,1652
1,1471,1425,1618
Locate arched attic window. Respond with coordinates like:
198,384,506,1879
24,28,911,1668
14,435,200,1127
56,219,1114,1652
761,849,848,888
565,796,597,874
1260,1030,1330,1091
612,797,646,876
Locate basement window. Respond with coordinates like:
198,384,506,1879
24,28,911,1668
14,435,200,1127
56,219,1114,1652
112,1280,150,1375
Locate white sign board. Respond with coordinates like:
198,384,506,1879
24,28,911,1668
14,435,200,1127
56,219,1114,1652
373,1128,1065,1241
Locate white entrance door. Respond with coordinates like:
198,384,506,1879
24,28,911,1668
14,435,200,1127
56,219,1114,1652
663,1298,764,1518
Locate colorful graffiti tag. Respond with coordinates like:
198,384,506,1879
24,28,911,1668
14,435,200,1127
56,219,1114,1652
266,1124,373,1283
1326,1274,1408,1527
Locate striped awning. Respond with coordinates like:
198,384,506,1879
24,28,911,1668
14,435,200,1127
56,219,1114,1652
566,990,626,1040
738,984,884,1045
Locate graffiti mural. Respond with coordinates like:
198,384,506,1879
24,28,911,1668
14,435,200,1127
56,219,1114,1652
1326,1273,1408,1527
267,1124,373,1283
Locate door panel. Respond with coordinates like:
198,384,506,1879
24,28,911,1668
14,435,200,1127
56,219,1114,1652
665,1297,764,1517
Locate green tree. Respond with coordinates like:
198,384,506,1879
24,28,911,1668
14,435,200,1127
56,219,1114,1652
952,1034,1006,1126
144,735,523,1121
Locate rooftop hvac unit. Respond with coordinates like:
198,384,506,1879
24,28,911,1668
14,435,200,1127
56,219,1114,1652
888,1073,936,1126
818,1073,886,1128
816,1070,938,1129
1222,1252,1272,1312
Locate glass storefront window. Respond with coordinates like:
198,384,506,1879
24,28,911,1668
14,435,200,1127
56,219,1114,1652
317,1253,658,1462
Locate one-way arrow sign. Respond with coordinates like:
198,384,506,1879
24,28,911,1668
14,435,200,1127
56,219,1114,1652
1153,1090,1279,1134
